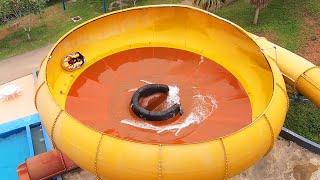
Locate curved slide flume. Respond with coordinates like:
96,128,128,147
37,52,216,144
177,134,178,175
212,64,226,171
252,34,320,107
17,5,319,180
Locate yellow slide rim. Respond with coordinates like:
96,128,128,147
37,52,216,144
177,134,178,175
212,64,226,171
36,5,288,179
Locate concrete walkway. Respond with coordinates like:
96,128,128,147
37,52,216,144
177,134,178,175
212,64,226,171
0,44,53,85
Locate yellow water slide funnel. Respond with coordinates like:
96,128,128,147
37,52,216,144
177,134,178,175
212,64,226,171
35,5,320,180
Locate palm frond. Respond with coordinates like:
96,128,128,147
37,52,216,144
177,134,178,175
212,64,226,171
193,0,221,11
250,0,269,8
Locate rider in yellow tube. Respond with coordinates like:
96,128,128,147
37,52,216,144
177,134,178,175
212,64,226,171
61,52,85,71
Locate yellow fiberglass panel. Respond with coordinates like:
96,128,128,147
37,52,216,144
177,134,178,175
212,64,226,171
265,84,288,139
296,67,320,107
96,136,159,180
255,38,314,81
115,9,156,49
161,141,226,180
174,8,272,119
260,58,288,138
36,84,61,137
153,7,189,47
267,58,286,88
53,112,102,173
223,115,272,178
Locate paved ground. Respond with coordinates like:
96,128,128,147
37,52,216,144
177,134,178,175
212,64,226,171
0,74,37,124
0,44,53,85
232,138,320,180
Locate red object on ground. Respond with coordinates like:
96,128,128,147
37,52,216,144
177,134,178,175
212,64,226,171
17,149,77,180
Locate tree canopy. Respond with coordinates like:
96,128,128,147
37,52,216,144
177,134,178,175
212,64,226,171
193,0,223,12
0,0,46,40
250,0,270,24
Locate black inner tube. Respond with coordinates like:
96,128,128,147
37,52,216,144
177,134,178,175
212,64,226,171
130,84,183,121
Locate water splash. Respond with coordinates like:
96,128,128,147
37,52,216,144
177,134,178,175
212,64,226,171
121,89,218,136
140,80,153,84
166,86,180,107
128,88,138,92
157,94,217,136
121,120,161,131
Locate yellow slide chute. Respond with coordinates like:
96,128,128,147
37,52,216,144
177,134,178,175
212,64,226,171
253,36,320,107
35,5,320,180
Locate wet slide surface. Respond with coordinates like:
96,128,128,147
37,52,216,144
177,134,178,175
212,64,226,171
66,47,252,144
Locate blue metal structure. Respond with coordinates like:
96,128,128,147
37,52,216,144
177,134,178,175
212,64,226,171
0,114,53,179
103,0,107,13
62,0,66,10
0,114,51,153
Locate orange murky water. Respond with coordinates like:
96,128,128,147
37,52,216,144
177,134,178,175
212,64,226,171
66,47,252,144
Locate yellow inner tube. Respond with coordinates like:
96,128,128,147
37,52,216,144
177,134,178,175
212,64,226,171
36,5,288,179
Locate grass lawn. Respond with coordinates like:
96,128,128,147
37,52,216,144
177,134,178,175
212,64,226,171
0,0,184,60
285,101,320,144
0,0,104,60
135,0,183,6
216,0,305,52
305,0,320,19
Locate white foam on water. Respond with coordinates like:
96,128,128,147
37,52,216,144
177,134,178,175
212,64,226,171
140,80,153,84
166,86,180,106
158,94,217,136
120,119,161,131
121,88,218,136
128,88,138,92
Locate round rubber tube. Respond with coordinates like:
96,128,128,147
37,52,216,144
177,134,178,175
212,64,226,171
130,84,182,121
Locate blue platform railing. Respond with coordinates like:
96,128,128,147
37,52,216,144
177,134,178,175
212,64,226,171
0,113,57,179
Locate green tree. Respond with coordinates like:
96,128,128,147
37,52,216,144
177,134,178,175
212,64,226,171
0,0,12,24
3,0,45,40
250,0,269,25
129,0,137,6
193,0,223,12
